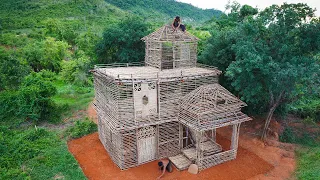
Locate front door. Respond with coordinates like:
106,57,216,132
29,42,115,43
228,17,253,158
137,126,156,164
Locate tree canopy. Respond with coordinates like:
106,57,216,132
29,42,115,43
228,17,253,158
96,16,150,63
200,3,320,139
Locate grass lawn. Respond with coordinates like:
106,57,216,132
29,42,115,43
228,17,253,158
295,146,320,180
52,78,94,118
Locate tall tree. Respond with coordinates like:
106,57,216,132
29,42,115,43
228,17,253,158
227,3,320,140
201,3,320,140
96,16,150,64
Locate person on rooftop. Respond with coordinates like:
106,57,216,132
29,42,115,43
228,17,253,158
172,16,186,32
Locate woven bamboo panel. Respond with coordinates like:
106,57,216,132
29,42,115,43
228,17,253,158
158,121,180,158
121,129,137,169
199,149,237,170
182,147,197,162
169,154,192,170
200,141,222,156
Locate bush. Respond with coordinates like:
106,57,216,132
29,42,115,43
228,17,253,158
22,37,70,72
0,126,86,179
60,50,92,86
0,127,52,179
290,98,320,123
0,49,31,90
66,118,97,139
0,71,61,123
280,127,318,146
280,127,296,143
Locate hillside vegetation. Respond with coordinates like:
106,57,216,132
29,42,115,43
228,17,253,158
105,0,222,24
0,0,129,31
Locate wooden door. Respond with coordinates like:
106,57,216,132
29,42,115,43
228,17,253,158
137,126,156,164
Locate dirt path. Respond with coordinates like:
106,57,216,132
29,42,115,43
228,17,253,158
67,105,296,180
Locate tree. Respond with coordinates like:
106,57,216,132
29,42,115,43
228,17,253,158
23,37,70,72
225,3,320,140
201,3,320,140
199,4,258,91
96,16,150,63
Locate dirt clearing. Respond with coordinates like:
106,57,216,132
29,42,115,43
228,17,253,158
68,132,276,180
68,105,296,180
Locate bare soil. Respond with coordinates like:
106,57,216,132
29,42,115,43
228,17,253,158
67,106,297,180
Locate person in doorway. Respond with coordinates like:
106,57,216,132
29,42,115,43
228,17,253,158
172,16,186,32
157,159,173,179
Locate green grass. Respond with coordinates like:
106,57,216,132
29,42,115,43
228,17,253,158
65,117,97,139
295,146,320,180
52,78,94,118
0,76,96,179
0,126,86,180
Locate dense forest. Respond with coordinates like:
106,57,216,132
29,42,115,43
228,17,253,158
0,0,319,179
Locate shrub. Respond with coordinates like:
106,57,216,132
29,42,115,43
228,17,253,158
280,126,318,146
0,49,31,90
96,16,150,63
0,126,86,179
66,118,97,139
290,98,320,123
60,51,92,86
22,37,70,72
0,72,61,123
280,127,296,143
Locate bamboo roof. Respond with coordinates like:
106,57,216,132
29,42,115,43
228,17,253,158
93,64,221,81
179,84,251,131
180,84,247,115
141,25,199,42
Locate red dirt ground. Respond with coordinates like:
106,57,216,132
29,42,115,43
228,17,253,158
67,104,296,180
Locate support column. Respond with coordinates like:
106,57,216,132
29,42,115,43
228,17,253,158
230,123,241,151
211,129,216,142
179,123,183,150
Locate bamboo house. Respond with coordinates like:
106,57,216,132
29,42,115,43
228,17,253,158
92,25,252,171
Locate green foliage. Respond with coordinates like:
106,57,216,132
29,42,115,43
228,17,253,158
289,97,320,123
65,118,97,139
61,51,93,86
280,127,318,146
295,147,320,180
0,126,86,179
19,72,59,122
0,71,60,123
0,0,127,31
105,0,221,25
43,18,79,44
202,3,320,114
96,16,150,63
23,37,70,72
0,32,29,47
0,49,31,90
52,78,94,117
75,30,100,58
279,127,296,143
